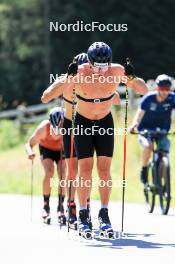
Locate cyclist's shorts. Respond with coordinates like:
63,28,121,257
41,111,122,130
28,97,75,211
138,135,170,152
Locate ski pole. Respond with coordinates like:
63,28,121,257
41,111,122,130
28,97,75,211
30,159,34,222
120,59,129,237
68,85,76,233
59,97,64,229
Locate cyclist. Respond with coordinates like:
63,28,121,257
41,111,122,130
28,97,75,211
130,74,175,185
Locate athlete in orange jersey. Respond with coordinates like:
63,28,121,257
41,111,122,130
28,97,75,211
41,42,148,235
26,107,66,224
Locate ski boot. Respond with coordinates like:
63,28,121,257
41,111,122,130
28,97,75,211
57,204,66,226
98,208,114,239
78,209,92,240
67,201,78,230
42,206,51,225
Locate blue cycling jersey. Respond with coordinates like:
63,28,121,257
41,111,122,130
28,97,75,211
138,91,175,131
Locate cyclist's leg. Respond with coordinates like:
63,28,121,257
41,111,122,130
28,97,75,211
157,136,170,153
138,135,153,184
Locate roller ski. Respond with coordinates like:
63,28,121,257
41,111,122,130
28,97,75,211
57,204,66,226
42,207,51,225
78,209,92,240
58,214,66,225
98,208,114,239
67,201,78,230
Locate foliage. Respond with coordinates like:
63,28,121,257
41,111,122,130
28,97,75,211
0,0,175,110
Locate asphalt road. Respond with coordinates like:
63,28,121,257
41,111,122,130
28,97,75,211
0,195,175,264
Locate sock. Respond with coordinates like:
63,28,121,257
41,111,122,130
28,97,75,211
43,194,50,209
67,199,75,206
79,207,87,211
58,194,65,205
101,205,108,209
58,194,65,212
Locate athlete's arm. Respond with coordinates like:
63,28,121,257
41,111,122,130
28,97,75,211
113,64,148,95
129,108,145,132
112,91,121,105
25,121,47,160
41,75,67,103
127,77,148,95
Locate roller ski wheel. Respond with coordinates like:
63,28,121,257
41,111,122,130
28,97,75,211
57,203,66,226
58,214,66,225
68,220,78,230
42,209,51,225
99,224,114,239
79,224,92,240
67,213,78,230
67,217,78,230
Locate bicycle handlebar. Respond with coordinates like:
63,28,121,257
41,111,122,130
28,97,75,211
131,129,175,136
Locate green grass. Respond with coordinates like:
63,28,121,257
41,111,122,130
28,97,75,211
0,107,175,205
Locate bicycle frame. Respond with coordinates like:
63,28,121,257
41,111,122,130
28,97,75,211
150,136,169,194
131,129,173,214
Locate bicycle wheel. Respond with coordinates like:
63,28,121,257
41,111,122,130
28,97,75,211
144,163,155,213
158,156,171,215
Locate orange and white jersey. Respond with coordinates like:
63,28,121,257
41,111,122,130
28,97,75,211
39,121,63,151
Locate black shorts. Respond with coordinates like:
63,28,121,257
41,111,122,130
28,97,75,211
63,117,77,159
74,112,114,160
39,145,65,163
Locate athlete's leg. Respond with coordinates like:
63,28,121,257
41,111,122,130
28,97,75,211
77,157,93,208
41,158,54,209
138,135,153,183
41,159,54,193
57,158,66,196
97,156,112,206
57,157,66,221
65,157,78,200
74,113,94,209
94,113,114,207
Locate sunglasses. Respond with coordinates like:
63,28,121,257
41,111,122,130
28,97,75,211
92,62,109,73
158,86,170,91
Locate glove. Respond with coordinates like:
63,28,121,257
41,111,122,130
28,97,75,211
67,62,78,76
124,58,136,78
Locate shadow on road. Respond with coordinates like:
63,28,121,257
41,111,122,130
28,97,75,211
84,232,175,249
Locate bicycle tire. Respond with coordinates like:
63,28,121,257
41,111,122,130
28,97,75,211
158,156,171,215
144,163,155,213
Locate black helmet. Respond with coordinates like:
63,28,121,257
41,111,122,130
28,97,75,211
73,53,88,65
155,74,172,87
87,42,112,65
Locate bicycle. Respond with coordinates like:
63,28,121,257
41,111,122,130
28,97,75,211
132,129,174,215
